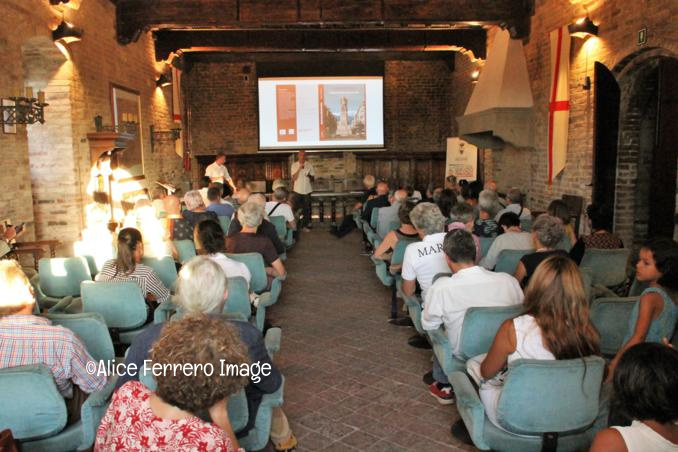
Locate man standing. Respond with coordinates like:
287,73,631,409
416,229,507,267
205,152,236,193
291,151,314,231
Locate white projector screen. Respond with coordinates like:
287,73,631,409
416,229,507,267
258,76,384,150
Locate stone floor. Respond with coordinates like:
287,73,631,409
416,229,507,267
267,225,477,451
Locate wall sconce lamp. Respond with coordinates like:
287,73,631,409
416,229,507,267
1,87,49,125
568,17,599,39
156,74,172,88
471,70,480,84
53,20,83,58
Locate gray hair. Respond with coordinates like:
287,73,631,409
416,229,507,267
183,190,205,210
271,179,287,191
478,189,498,213
532,214,564,248
174,256,228,314
410,202,445,235
507,187,523,205
393,189,408,203
273,187,289,201
237,201,264,228
363,175,375,188
450,203,475,224
247,193,267,206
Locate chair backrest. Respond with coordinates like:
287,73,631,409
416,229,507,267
47,312,115,363
497,356,605,435
268,215,287,239
479,237,495,258
459,305,523,359
494,249,531,274
81,281,148,330
0,365,67,440
226,253,268,294
590,297,639,355
141,256,177,291
628,277,649,297
392,237,419,266
224,276,251,320
38,256,92,297
387,220,400,234
556,235,573,251
173,239,196,264
580,267,593,303
218,216,232,235
520,218,532,232
370,207,380,230
580,248,631,287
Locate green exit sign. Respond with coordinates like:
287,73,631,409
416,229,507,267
638,27,648,46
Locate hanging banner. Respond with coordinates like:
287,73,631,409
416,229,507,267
446,137,478,182
547,25,570,186
171,66,184,159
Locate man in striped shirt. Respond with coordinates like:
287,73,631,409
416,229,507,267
0,261,106,411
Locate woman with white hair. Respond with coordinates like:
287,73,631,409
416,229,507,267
182,189,218,230
473,190,501,238
226,202,286,279
514,214,570,286
113,256,297,450
227,193,286,256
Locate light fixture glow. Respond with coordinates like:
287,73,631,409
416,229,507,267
156,73,172,88
568,16,599,39
52,20,83,58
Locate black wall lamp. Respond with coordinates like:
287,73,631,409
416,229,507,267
156,73,172,88
53,20,83,57
568,17,599,39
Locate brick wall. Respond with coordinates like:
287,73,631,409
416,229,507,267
0,0,185,250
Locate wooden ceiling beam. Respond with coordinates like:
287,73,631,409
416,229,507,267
116,0,532,43
153,28,486,61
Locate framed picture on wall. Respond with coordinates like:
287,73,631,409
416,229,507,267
1,99,17,134
110,84,144,177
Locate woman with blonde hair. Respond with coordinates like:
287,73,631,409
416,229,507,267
467,255,600,430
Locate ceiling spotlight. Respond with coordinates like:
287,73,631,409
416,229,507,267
52,20,83,58
568,16,599,39
156,73,172,88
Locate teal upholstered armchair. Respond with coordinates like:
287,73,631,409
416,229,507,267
494,249,532,275
580,248,631,289
141,256,178,292
34,256,92,310
451,356,609,451
172,239,197,264
590,296,639,356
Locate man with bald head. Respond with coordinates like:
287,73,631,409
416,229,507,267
376,188,408,238
361,181,391,227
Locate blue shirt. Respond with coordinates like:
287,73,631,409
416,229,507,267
206,203,234,218
624,287,678,344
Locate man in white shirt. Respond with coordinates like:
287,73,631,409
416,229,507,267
376,189,407,239
291,151,314,231
422,229,523,404
401,203,448,303
479,212,534,270
266,187,296,230
205,152,236,192
494,187,531,222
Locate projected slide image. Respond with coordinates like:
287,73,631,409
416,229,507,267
319,84,366,141
276,85,297,142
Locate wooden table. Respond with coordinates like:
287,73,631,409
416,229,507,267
310,191,364,224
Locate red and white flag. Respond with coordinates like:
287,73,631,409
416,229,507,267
171,66,185,163
548,26,570,186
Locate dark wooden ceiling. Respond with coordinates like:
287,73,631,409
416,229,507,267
114,0,534,62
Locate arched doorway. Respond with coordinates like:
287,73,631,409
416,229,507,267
592,62,620,209
612,48,678,247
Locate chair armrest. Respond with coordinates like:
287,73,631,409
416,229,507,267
264,327,282,357
259,375,285,408
268,275,286,305
153,300,176,324
427,327,456,375
78,376,118,450
449,371,490,450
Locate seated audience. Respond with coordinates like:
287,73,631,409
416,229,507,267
150,187,167,218
444,175,458,192
266,187,296,231
206,186,235,218
401,203,449,301
461,181,481,208
494,187,531,222
547,199,576,246
606,238,678,381
97,314,247,451
361,181,390,226
357,175,377,210
447,203,481,264
233,187,251,210
197,175,212,207
422,229,523,404
183,190,218,229
373,200,419,262
473,190,501,238
591,342,678,452
226,202,286,278
514,215,568,286
228,194,286,256
376,188,407,239
0,260,106,420
466,255,600,429
479,188,502,218
195,219,251,287
115,257,296,450
480,212,534,270
330,175,376,238
96,228,170,305
436,189,457,222
569,203,623,265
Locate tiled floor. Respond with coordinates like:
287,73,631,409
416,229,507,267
267,225,478,451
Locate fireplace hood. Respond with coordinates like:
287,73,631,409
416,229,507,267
457,29,534,149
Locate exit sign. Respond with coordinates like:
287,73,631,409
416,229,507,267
638,27,648,46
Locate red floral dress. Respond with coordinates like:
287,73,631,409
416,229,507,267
95,381,240,452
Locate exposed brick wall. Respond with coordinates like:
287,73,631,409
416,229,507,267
0,0,185,250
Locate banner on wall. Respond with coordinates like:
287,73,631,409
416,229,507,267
171,66,184,159
446,137,478,182
547,25,570,186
